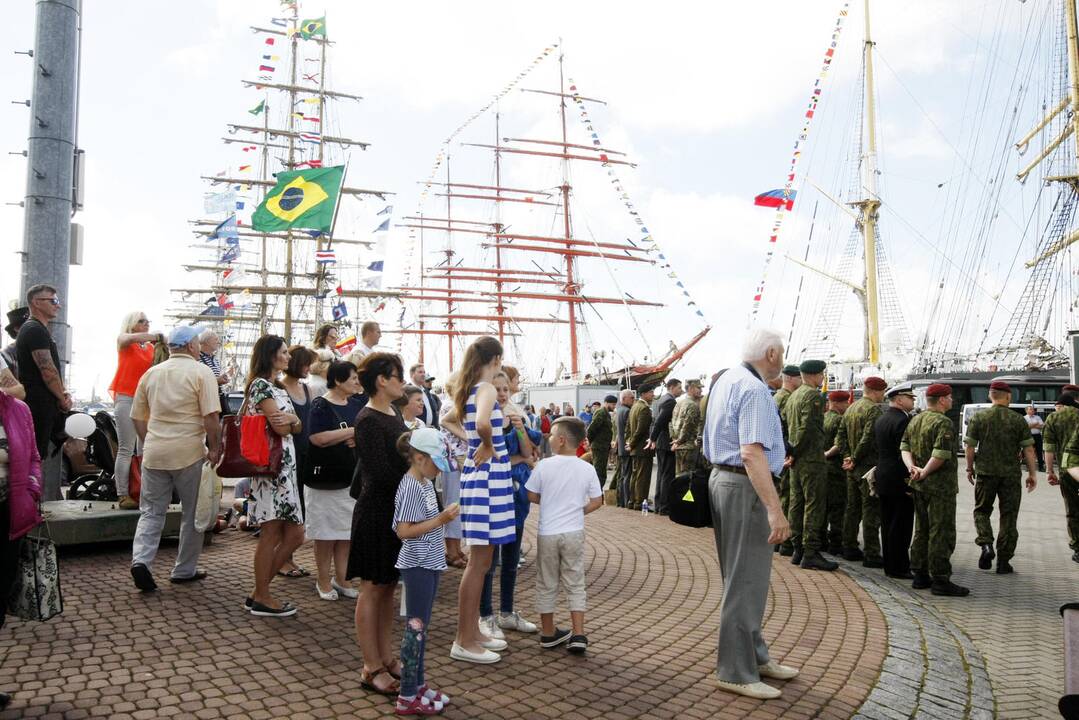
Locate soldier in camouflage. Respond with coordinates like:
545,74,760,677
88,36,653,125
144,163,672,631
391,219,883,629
1046,390,1079,563
823,390,851,555
783,360,838,571
774,365,802,555
671,379,704,476
963,380,1038,574
901,383,969,597
837,376,887,568
586,395,617,487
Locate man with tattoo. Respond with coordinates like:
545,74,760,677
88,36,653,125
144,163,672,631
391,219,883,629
15,285,71,461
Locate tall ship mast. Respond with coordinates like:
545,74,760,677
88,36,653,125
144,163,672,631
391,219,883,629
169,4,394,366
760,0,1077,378
394,46,709,387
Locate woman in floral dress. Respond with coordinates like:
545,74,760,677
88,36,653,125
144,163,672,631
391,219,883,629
244,335,306,618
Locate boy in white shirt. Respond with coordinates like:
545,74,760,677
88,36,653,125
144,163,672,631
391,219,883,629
526,416,603,654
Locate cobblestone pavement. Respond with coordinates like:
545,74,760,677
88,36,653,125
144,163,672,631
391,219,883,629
0,505,886,719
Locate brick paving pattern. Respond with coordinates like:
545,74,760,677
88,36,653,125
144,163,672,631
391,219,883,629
0,506,885,719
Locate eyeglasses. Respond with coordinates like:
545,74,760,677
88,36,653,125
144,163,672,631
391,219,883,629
35,297,60,306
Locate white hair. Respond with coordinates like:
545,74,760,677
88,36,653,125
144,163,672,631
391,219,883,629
199,329,219,343
741,328,784,362
620,388,635,400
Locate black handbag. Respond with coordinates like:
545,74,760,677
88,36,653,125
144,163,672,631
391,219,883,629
301,398,357,490
669,462,713,529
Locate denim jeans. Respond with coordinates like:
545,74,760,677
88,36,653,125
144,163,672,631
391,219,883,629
479,523,524,617
398,567,440,698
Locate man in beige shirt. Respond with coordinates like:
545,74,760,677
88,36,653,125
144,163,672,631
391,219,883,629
129,325,221,592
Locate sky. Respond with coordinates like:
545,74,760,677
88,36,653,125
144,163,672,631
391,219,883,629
0,0,1067,397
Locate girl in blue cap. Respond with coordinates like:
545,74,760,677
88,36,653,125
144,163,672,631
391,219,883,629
392,428,459,716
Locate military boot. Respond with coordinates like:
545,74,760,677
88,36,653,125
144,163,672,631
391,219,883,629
800,551,839,571
778,545,794,557
911,571,932,590
790,547,804,566
862,557,884,569
842,547,864,562
930,577,970,597
827,542,845,556
978,544,995,570
1072,551,1079,564
996,560,1014,574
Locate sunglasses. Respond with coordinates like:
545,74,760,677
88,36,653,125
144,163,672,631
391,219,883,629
36,297,61,306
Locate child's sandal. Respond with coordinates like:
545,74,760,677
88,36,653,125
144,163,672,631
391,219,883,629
419,685,451,706
395,695,444,716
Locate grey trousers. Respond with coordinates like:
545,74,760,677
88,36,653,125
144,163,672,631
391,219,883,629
113,394,138,497
131,459,204,579
710,468,772,684
617,454,633,507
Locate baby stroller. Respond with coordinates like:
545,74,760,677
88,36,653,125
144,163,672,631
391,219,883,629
64,411,121,501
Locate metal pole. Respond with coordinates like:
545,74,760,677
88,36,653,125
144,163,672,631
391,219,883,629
21,0,81,374
861,0,881,364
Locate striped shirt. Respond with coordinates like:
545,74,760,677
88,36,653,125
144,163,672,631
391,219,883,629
393,474,447,571
702,363,786,477
199,351,221,377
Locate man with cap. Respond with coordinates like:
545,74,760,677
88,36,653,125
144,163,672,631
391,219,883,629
875,383,916,578
626,383,655,510
1046,391,1079,562
671,379,704,476
128,325,223,592
586,395,617,487
647,378,683,515
901,383,969,596
782,360,837,570
773,365,802,553
837,376,887,567
822,390,851,555
614,389,635,507
963,380,1038,574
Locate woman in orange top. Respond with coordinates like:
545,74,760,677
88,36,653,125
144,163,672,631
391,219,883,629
109,312,162,509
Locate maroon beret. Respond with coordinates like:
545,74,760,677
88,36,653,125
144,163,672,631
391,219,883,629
1064,384,1079,393
828,391,850,402
989,380,1011,393
925,383,952,398
864,376,887,391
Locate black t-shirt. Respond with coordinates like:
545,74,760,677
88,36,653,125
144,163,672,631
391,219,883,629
16,318,60,404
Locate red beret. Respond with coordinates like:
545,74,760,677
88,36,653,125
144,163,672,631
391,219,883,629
864,376,887,391
1064,384,1079,393
989,380,1011,393
828,391,850,402
925,383,952,398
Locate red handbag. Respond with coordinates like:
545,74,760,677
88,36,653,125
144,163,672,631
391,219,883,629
216,398,284,478
129,455,142,501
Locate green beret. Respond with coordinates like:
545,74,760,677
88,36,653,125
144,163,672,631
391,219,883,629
799,359,826,374
782,365,801,377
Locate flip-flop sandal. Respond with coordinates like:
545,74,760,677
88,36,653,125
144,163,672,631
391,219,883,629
360,666,399,696
277,568,305,578
446,554,467,569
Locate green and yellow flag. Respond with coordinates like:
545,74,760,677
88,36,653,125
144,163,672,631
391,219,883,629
251,165,343,233
299,16,326,40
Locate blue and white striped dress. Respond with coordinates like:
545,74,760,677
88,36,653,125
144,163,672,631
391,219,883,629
460,383,516,546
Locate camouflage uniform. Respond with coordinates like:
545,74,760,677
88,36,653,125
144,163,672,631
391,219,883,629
671,395,703,476
627,398,654,510
823,408,847,550
783,385,827,554
1045,405,1079,551
902,409,958,579
586,405,613,487
774,388,794,549
837,397,883,561
964,404,1034,564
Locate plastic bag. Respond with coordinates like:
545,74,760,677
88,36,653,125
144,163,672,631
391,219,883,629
194,462,223,533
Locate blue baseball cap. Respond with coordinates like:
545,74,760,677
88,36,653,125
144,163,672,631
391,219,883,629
167,324,205,348
409,427,450,472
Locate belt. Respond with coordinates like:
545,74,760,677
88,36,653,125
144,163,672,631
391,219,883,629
712,463,748,476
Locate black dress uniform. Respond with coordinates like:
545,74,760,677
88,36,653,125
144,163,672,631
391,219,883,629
875,402,914,578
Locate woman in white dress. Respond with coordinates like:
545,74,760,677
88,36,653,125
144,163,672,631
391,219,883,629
306,323,341,397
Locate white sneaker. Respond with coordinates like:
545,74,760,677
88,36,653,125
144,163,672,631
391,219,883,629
450,641,501,664
758,660,799,680
716,679,781,700
479,615,505,640
497,611,538,633
479,635,508,650
315,583,338,601
331,579,359,599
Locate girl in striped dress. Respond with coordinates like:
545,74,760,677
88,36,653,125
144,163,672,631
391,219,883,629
447,336,514,664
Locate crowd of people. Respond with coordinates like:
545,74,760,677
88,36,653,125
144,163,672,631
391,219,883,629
4,285,1079,709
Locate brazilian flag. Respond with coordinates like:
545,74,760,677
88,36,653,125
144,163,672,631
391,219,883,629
299,16,326,40
251,165,343,233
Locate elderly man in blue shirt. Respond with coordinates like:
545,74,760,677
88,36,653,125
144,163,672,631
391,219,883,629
703,328,796,700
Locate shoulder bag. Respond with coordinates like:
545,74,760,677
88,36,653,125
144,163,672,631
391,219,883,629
217,393,284,478
8,514,63,622
301,398,356,490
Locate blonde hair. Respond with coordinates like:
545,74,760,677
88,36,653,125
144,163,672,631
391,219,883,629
120,311,147,334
